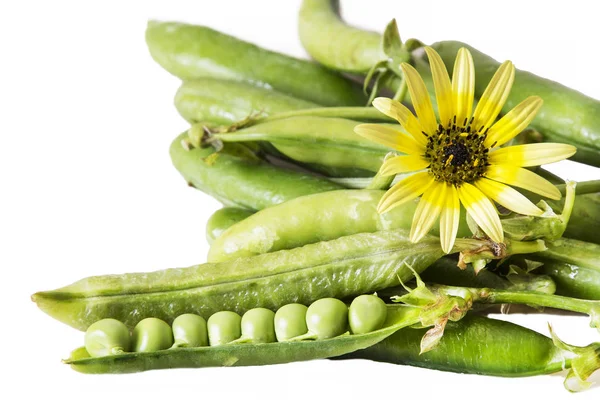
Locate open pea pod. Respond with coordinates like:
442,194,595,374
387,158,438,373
64,305,422,374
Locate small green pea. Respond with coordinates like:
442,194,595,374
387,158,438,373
240,308,276,343
172,314,208,348
84,318,131,357
348,294,388,334
132,318,173,352
274,303,308,341
207,311,242,346
306,298,348,339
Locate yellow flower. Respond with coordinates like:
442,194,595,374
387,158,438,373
354,46,576,253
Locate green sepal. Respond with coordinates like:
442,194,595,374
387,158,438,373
390,265,471,353
501,181,576,241
549,325,600,392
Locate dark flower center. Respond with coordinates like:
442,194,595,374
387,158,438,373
424,117,489,186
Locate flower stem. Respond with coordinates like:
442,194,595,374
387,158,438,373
249,107,394,126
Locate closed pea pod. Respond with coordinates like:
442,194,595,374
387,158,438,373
170,133,344,211
274,304,309,342
175,79,318,126
32,229,540,331
84,319,131,358
348,295,387,334
233,308,276,344
132,318,173,353
172,314,208,348
207,311,242,346
145,21,366,107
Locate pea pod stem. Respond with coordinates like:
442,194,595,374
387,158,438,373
423,285,600,332
241,107,393,128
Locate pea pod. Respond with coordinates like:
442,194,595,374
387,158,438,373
208,186,570,263
206,207,254,244
32,229,530,331
175,79,318,126
515,238,600,300
145,21,366,107
347,314,599,379
170,133,343,210
209,117,392,174
64,305,422,374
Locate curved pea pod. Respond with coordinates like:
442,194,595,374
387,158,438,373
206,208,254,245
31,229,519,331
145,21,366,107
170,133,343,210
209,117,392,174
346,314,599,381
299,0,382,73
175,79,318,126
63,305,423,374
430,41,600,167
516,238,600,300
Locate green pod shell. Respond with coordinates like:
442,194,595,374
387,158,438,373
64,305,422,374
170,133,344,211
132,318,173,353
347,314,572,377
213,117,391,173
172,314,208,348
206,208,254,244
33,229,460,331
208,189,470,262
175,79,317,126
430,41,600,167
146,21,366,107
522,238,600,300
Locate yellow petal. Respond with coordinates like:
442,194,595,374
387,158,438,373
410,181,445,243
452,48,475,128
489,143,577,167
379,155,430,176
475,178,543,216
471,61,515,132
377,172,434,214
372,98,428,146
484,96,543,148
400,62,438,135
485,164,561,200
439,184,460,254
424,47,453,127
457,182,504,243
354,124,424,155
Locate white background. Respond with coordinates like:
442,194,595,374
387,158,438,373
2,1,600,399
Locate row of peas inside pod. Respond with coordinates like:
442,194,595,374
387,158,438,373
84,295,387,357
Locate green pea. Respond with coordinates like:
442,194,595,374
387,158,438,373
84,318,131,357
306,298,348,339
240,308,276,343
274,303,308,341
172,314,208,348
207,311,242,346
132,318,173,352
348,295,388,334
